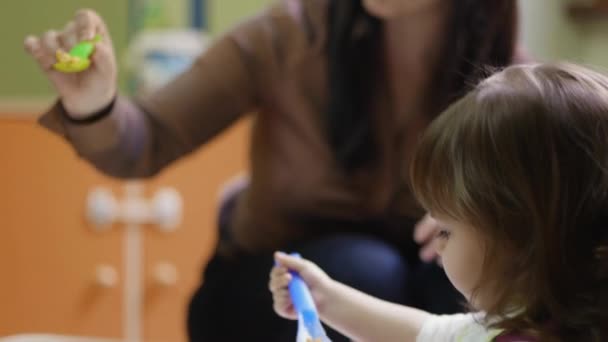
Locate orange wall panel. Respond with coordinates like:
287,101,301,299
0,118,123,337
0,116,250,341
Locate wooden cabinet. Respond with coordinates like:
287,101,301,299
0,115,250,341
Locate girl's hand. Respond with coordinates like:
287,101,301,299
269,252,333,320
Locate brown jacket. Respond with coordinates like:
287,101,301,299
39,0,498,253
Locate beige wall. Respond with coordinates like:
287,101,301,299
0,0,274,109
579,19,608,68
209,0,274,34
519,0,608,67
1,0,605,101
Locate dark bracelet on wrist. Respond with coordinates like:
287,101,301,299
61,96,117,124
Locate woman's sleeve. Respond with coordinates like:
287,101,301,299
38,3,289,178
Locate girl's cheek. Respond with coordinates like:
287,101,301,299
435,238,448,255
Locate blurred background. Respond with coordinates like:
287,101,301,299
0,0,606,341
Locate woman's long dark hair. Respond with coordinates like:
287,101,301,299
326,0,518,171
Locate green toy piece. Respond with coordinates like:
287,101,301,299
53,35,102,73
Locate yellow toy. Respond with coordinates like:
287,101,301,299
53,35,102,73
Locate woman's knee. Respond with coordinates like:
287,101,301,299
297,234,409,302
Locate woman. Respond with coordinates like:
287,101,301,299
24,0,521,340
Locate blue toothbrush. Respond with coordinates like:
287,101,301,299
288,253,331,342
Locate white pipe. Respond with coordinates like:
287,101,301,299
123,182,144,342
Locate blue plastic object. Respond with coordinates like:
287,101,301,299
288,253,330,341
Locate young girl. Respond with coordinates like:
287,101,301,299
270,63,608,341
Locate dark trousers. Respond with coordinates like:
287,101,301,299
187,198,464,341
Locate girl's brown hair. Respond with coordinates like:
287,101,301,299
410,63,608,341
